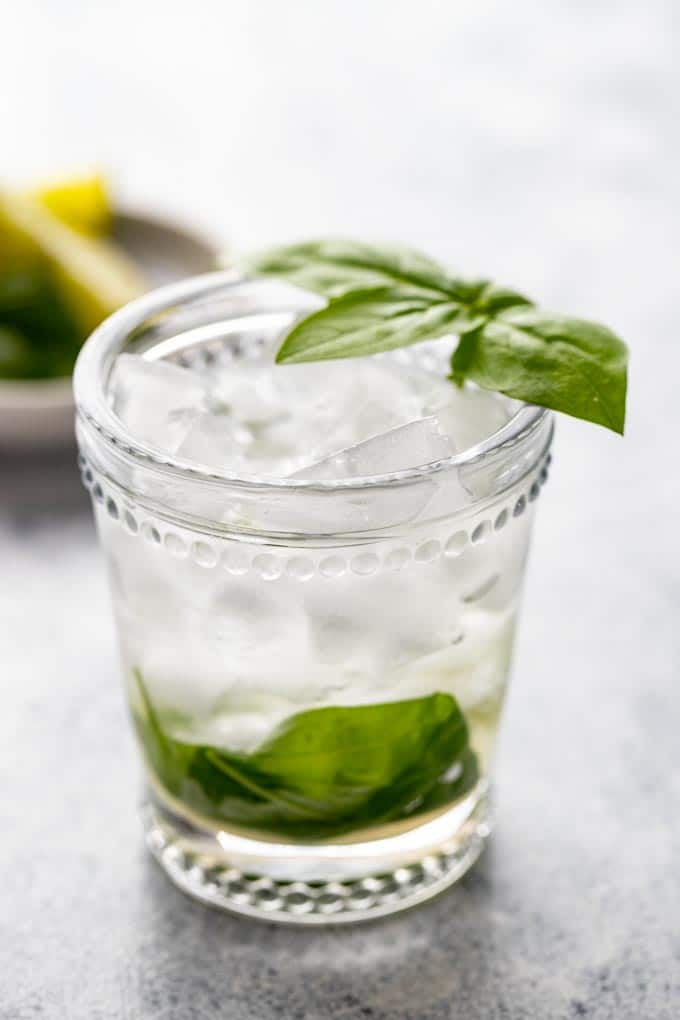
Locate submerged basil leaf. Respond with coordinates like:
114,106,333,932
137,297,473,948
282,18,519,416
131,669,194,793
131,671,479,840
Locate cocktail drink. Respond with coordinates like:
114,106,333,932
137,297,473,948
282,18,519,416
75,254,611,923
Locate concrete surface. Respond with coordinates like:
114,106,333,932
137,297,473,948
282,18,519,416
1,1,679,1017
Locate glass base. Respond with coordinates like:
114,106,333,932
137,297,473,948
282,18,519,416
142,784,490,924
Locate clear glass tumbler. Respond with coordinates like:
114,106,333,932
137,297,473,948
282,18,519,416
74,272,553,924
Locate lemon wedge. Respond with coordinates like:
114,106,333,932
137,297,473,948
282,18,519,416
0,192,145,336
30,173,111,237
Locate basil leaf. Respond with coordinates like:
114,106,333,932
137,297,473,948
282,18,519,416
274,279,533,364
245,239,463,299
451,307,628,434
471,282,534,315
376,745,480,822
244,238,628,432
132,672,479,840
276,287,469,363
252,690,468,791
131,669,194,793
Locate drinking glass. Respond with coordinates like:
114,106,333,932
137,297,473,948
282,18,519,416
74,272,553,924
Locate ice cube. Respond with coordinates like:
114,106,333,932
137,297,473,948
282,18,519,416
392,606,515,711
186,702,290,755
292,416,453,480
309,610,380,673
110,354,205,454
304,565,463,694
175,411,254,473
429,385,515,452
207,361,288,428
337,361,424,438
204,576,315,701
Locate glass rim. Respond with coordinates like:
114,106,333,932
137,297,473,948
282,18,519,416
73,269,551,495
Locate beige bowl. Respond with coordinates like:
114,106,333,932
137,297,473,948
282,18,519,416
0,210,221,449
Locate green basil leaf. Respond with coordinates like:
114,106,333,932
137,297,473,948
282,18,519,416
132,671,479,840
276,287,469,363
244,238,463,299
244,237,628,432
451,307,628,434
375,745,480,822
471,282,534,315
252,690,468,790
131,669,194,794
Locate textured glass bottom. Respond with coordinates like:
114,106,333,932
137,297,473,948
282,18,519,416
143,786,490,924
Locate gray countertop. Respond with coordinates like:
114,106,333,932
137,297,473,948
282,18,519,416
2,2,679,1016
3,357,679,1020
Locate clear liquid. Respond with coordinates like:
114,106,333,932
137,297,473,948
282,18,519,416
101,335,530,847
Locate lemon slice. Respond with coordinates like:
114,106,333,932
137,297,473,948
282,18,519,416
30,173,111,236
0,192,145,336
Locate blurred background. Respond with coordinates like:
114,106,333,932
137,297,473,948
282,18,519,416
2,3,678,1018
3,2,677,279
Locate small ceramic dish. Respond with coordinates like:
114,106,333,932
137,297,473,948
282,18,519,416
0,210,221,449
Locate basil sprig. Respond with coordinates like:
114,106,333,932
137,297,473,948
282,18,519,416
244,240,628,433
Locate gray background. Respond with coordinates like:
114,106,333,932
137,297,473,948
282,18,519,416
2,2,679,1017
